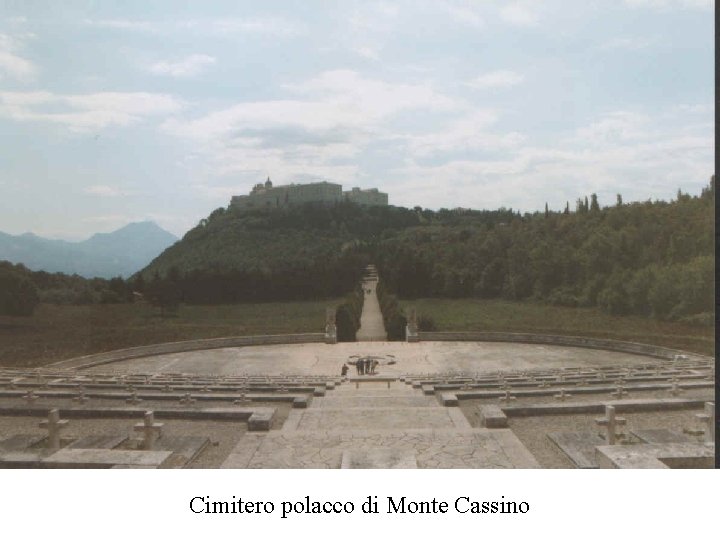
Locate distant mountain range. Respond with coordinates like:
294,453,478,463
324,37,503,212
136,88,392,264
0,221,178,278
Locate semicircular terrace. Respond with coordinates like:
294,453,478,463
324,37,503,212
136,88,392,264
51,339,710,378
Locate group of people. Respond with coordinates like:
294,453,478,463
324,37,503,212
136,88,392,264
340,357,379,377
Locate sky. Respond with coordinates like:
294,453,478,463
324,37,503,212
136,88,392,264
0,0,714,239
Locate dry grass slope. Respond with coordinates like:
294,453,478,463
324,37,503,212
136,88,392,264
401,298,713,355
0,300,337,367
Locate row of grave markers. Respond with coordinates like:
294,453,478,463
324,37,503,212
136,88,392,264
594,402,715,445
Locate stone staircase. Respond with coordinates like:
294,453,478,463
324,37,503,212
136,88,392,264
222,379,540,469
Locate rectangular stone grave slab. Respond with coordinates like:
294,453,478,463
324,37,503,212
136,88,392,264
341,449,418,469
0,434,45,453
0,451,46,466
501,397,712,417
42,448,173,468
154,436,210,468
547,431,605,469
630,429,695,444
248,410,274,431
440,392,459,406
478,405,508,428
595,442,715,469
292,396,309,408
67,434,127,450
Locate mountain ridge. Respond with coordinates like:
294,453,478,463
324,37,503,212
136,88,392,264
0,221,178,278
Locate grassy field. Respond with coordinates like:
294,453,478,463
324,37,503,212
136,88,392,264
401,298,714,356
0,300,338,367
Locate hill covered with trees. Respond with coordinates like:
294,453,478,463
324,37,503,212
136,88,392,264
136,178,713,324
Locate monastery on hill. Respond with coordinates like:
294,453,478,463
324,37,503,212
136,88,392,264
230,178,388,210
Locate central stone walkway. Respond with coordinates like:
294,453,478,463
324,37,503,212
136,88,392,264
222,379,540,468
355,274,388,342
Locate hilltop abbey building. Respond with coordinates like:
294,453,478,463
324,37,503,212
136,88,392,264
230,178,388,210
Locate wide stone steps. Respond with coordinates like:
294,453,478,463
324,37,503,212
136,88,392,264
221,427,540,469
285,407,470,431
312,395,437,408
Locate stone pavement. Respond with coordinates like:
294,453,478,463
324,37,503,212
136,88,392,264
355,277,387,342
222,378,540,468
84,341,672,377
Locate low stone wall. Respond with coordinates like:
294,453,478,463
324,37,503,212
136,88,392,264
50,333,326,370
417,331,711,361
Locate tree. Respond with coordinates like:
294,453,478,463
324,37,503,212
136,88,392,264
0,267,40,316
544,202,549,217
146,271,181,316
616,193,623,207
590,193,600,212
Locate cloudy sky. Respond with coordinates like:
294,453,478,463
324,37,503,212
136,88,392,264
0,1,714,239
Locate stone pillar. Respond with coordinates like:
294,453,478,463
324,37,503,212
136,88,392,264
325,307,337,344
406,308,419,343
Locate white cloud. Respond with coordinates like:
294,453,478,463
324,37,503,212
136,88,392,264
83,185,127,197
439,2,485,28
0,91,184,131
354,46,381,61
623,0,713,9
161,70,461,184
385,107,713,211
467,70,524,90
164,70,458,142
149,54,216,78
399,110,525,159
83,17,305,38
600,36,655,50
499,3,538,26
0,33,36,80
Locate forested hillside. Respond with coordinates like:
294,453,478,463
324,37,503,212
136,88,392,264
377,181,714,323
138,178,714,323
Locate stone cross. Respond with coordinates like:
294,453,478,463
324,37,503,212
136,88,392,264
611,385,628,398
73,386,89,404
538,380,550,388
126,390,142,405
179,393,195,405
23,389,39,403
162,384,171,392
668,378,684,396
595,405,626,445
233,391,249,405
694,402,715,443
499,389,516,402
134,411,163,450
39,408,69,450
554,389,572,401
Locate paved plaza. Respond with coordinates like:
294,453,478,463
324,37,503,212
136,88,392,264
83,341,664,377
